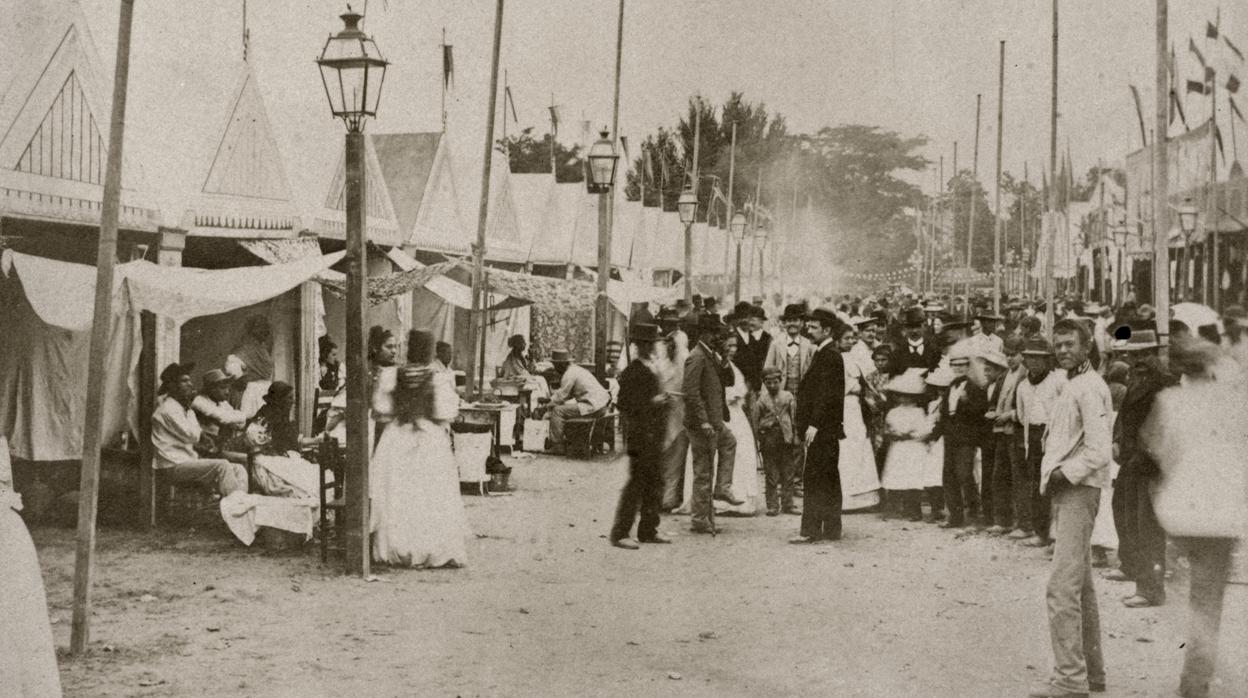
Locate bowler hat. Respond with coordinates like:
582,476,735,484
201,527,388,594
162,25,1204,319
1112,329,1159,352
550,349,571,364
1021,337,1055,356
629,323,662,343
781,303,807,321
731,301,754,321
900,307,926,327
674,299,692,311
697,312,727,334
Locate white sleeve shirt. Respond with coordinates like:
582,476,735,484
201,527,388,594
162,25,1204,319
151,396,203,468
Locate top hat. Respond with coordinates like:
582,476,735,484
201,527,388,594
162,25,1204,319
550,349,571,363
781,303,807,321
629,323,662,343
1112,329,1159,352
1021,337,1055,356
900,307,926,327
201,368,229,387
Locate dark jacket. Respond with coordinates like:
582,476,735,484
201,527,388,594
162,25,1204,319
1114,365,1176,478
618,359,664,456
942,376,991,446
887,338,941,375
732,329,772,392
795,341,845,439
683,343,730,429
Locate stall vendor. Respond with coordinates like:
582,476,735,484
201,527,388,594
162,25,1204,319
151,362,249,498
545,349,610,453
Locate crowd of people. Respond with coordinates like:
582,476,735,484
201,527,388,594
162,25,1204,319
609,288,1247,698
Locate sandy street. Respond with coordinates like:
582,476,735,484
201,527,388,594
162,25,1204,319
35,453,1248,697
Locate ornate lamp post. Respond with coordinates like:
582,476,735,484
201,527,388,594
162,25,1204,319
316,8,387,577
586,129,619,379
730,212,748,304
677,187,698,300
1177,197,1198,300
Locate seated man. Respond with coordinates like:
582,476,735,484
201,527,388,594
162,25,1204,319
191,368,247,460
545,349,610,452
151,362,248,498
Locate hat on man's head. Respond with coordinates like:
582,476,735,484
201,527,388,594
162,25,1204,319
264,381,295,403
691,294,703,307
202,369,229,387
750,304,767,320
159,362,195,386
975,312,1005,323
850,315,879,327
629,323,662,343
925,367,955,388
781,303,807,321
550,349,571,364
979,349,1009,368
762,366,782,380
697,312,728,335
942,320,971,333
751,296,764,306
731,301,754,322
1081,302,1106,316
886,369,929,396
1021,337,1055,356
1112,329,1159,352
673,298,692,311
900,306,926,327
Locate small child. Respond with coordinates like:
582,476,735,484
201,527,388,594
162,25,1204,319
880,369,932,521
922,368,955,522
862,345,893,474
752,367,798,516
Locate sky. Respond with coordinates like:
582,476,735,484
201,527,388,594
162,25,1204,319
1,0,1245,221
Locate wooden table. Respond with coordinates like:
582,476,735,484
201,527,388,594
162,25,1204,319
458,402,519,456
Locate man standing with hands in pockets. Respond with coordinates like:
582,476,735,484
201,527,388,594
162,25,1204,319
1030,319,1112,698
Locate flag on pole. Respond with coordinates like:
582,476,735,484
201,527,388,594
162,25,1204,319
504,86,518,123
1232,95,1246,122
548,104,560,135
1206,65,1217,84
1228,74,1241,94
1191,37,1207,67
1129,84,1148,143
1208,21,1219,40
1188,79,1210,95
620,136,631,168
442,44,454,89
1172,90,1190,129
1215,124,1226,162
1226,35,1245,62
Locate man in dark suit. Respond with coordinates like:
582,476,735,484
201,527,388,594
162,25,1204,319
731,301,772,426
610,324,670,549
791,308,848,543
888,306,941,375
683,313,741,534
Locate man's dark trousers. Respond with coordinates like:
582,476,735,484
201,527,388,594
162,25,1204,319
943,443,980,524
799,433,842,539
611,445,662,541
1111,475,1167,602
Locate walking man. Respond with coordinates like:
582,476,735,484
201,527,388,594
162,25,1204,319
790,308,848,544
684,313,741,534
1030,319,1112,698
609,324,670,549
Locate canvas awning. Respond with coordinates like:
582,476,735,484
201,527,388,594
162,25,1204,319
385,247,525,311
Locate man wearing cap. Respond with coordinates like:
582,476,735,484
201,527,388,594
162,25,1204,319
984,341,1023,535
191,369,248,456
683,313,741,533
151,363,249,498
609,324,670,549
546,350,611,453
1029,319,1111,698
1106,330,1172,608
889,307,940,376
1012,336,1066,545
791,308,849,543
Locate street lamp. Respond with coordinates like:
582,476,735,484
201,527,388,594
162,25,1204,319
1177,197,1198,299
585,129,619,379
753,220,770,300
677,188,698,301
731,212,747,304
316,7,388,577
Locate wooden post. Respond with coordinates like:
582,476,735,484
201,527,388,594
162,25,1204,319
72,0,134,656
1045,0,1059,336
1152,0,1170,347
967,93,982,317
466,0,505,400
686,100,701,302
141,228,186,528
993,41,1005,315
297,279,319,437
596,0,625,379
343,130,370,577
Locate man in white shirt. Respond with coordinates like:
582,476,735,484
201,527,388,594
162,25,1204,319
1029,321,1111,698
972,312,1006,355
763,304,816,393
546,349,611,452
191,369,247,455
151,363,248,497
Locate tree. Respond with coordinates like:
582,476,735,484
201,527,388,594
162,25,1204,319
943,169,996,272
1002,171,1043,266
498,127,583,182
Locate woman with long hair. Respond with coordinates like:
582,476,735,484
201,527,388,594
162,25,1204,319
369,330,469,568
368,326,399,444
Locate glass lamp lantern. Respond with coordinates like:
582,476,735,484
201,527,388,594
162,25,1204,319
317,9,388,132
585,130,619,194
730,212,748,242
677,188,698,224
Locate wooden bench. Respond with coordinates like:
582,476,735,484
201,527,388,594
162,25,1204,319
562,407,619,459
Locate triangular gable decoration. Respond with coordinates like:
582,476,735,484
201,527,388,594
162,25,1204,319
202,69,293,201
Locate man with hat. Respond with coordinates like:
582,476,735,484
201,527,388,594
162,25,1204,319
683,312,741,534
888,306,940,376
150,362,249,498
731,302,773,418
847,315,883,378
545,349,611,454
191,368,248,455
609,324,670,549
1106,329,1172,608
972,311,1006,356
939,341,989,528
1012,336,1066,545
790,308,850,543
764,304,816,394
752,365,799,516
981,343,1021,535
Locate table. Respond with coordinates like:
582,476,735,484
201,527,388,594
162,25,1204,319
458,402,519,456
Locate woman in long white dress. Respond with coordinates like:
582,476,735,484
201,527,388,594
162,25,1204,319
370,331,469,568
674,336,760,516
839,331,882,511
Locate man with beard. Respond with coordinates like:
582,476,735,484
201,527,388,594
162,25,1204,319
790,309,849,544
609,324,670,549
683,313,741,534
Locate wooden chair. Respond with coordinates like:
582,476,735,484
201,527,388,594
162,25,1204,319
561,403,619,459
317,438,347,563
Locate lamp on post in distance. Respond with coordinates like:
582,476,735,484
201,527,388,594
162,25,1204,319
316,6,388,577
586,129,619,380
731,212,747,303
678,187,698,299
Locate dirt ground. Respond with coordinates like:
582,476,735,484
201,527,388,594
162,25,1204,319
33,453,1248,697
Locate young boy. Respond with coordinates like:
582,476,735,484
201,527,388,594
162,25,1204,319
752,366,799,516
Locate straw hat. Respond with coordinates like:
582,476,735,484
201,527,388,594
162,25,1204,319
925,367,955,388
886,369,929,396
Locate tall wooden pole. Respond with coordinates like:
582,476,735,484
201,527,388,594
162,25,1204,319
72,0,134,654
1045,0,1058,335
1153,0,1170,346
596,0,624,378
993,41,1005,314
685,100,701,301
751,167,764,298
728,122,739,303
343,131,370,577
466,0,505,399
967,93,982,317
1021,163,1029,297
950,145,957,301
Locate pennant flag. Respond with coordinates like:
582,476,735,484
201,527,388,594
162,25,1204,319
1208,21,1219,40
1232,95,1246,122
1172,89,1190,129
1188,79,1209,95
1206,65,1217,84
1129,84,1148,143
643,147,655,187
1228,74,1241,94
1226,35,1245,62
442,44,454,89
1215,124,1226,162
658,149,670,190
619,136,631,168
548,104,560,134
504,86,518,122
1190,37,1207,67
